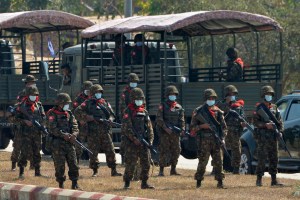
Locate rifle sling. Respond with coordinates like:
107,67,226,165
258,103,281,127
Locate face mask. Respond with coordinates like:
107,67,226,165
135,100,143,106
265,95,272,102
27,83,36,87
230,96,236,101
29,95,37,102
63,104,70,111
129,82,137,88
95,93,102,99
169,95,176,101
84,90,90,96
206,100,215,107
136,42,143,47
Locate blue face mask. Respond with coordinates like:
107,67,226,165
265,95,272,102
95,93,102,99
135,100,143,106
136,42,143,47
169,95,176,101
63,104,70,111
29,95,37,102
230,96,236,101
129,82,137,88
206,100,215,107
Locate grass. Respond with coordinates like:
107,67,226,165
0,151,299,200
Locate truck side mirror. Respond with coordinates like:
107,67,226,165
40,61,49,81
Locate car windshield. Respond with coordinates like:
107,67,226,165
286,100,300,121
277,100,288,119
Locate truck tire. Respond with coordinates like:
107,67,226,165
0,128,12,149
240,146,254,174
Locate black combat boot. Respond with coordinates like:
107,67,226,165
141,180,155,189
271,174,283,186
35,167,41,176
92,168,98,177
11,162,16,171
217,180,225,189
256,175,262,187
19,167,25,179
170,165,181,176
196,180,201,188
71,180,81,190
58,181,64,189
123,180,130,189
233,167,240,174
158,167,164,176
111,167,122,176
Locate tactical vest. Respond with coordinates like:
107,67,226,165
162,102,183,128
55,111,72,133
86,98,110,119
20,101,43,121
130,110,149,140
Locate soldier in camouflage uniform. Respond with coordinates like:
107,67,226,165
15,86,45,179
122,88,154,189
190,89,227,188
74,84,122,177
47,93,81,189
11,75,36,171
72,81,93,164
217,85,246,174
253,85,283,187
156,85,185,176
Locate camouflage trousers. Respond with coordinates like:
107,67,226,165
87,126,117,170
51,138,79,182
75,123,88,161
255,130,278,176
11,127,22,162
123,138,151,182
17,127,41,168
158,132,181,167
195,135,224,181
226,126,242,168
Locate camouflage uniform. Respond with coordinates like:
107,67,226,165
74,84,121,177
47,93,80,189
190,89,227,188
253,86,283,187
122,88,155,189
15,86,45,178
224,47,244,82
72,81,93,163
156,85,185,176
217,85,245,174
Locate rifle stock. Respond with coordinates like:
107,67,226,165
227,110,255,134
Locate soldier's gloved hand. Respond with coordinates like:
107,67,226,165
133,139,142,146
23,119,33,127
63,134,70,141
86,115,94,122
69,134,76,143
265,123,274,130
165,128,173,135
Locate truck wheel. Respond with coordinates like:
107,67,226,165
240,146,253,174
41,137,52,155
0,128,11,149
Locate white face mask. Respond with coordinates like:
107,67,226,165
95,93,102,99
84,90,90,96
230,96,236,101
135,100,143,106
206,100,215,107
29,95,37,102
169,95,176,101
63,104,70,111
27,83,36,87
136,42,143,47
129,82,137,88
265,95,273,102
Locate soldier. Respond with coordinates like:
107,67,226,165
11,75,37,170
74,84,122,177
46,93,81,189
156,85,185,176
122,88,154,189
15,86,45,179
112,34,132,66
72,81,93,164
217,85,245,174
190,89,227,188
131,34,150,65
253,86,283,187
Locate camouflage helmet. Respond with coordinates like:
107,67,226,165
22,75,38,83
82,81,93,90
260,85,275,98
25,86,39,96
128,73,139,82
90,84,104,95
56,93,71,104
224,85,238,96
203,88,217,101
130,87,145,101
165,85,179,96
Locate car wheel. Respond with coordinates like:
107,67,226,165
240,146,253,174
0,128,11,149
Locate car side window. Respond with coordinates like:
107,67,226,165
286,100,300,121
277,100,288,119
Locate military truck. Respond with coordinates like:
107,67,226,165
0,10,94,150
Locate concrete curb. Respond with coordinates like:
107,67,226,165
0,182,154,200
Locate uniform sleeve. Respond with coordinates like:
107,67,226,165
218,111,228,139
155,103,167,130
38,102,46,125
190,109,201,135
74,101,89,122
119,91,126,118
106,101,116,121
70,112,79,137
179,107,185,130
121,109,138,142
46,111,63,138
146,113,154,144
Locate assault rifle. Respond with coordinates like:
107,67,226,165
132,128,157,154
165,122,190,136
8,106,49,137
226,109,255,134
94,117,122,128
197,112,232,160
60,130,93,155
256,107,292,158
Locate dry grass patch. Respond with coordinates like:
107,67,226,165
0,151,299,200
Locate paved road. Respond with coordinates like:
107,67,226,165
2,141,299,180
